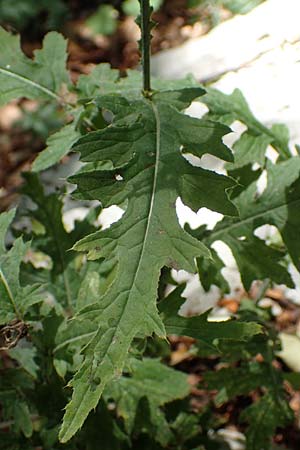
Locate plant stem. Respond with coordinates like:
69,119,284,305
140,0,152,94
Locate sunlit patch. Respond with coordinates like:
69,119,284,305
176,197,223,230
182,152,226,174
184,101,208,119
265,144,278,163
282,263,300,305
222,120,247,148
254,224,278,243
211,240,243,293
24,249,52,270
171,269,220,317
63,207,90,232
252,162,260,170
255,169,267,196
97,205,125,230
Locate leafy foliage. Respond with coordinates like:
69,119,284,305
0,0,67,32
59,80,240,442
203,300,294,449
106,358,190,445
0,28,69,104
0,209,43,326
194,87,300,292
159,286,262,345
0,7,299,450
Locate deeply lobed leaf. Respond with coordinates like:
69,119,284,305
59,85,238,441
202,87,291,160
0,209,43,326
159,287,262,347
0,28,69,104
196,157,300,290
105,358,190,445
241,393,293,450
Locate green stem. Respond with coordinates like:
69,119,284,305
140,0,152,94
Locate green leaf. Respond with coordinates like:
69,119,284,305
85,5,118,36
76,64,120,98
202,87,291,159
0,0,41,30
13,402,33,438
159,287,262,346
22,173,101,311
0,0,67,32
197,246,229,293
8,346,39,379
54,261,116,357
0,210,43,325
0,369,34,439
123,0,163,17
199,157,300,290
284,372,300,390
241,393,293,450
0,28,68,105
105,358,189,445
76,260,116,311
222,235,292,290
76,65,201,101
32,123,81,172
0,208,15,255
59,85,237,442
54,308,97,358
14,35,84,173
22,173,74,276
226,132,272,171
222,0,263,14
79,401,127,450
204,363,269,406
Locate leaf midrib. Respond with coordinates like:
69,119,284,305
33,194,73,312
60,98,162,442
97,99,162,342
123,378,186,404
99,99,162,340
0,266,21,319
0,67,60,101
54,331,96,353
207,197,300,242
